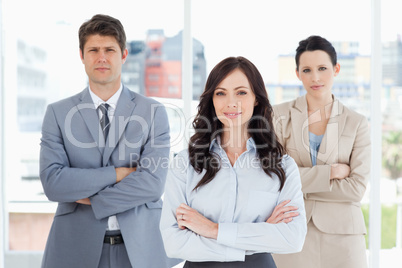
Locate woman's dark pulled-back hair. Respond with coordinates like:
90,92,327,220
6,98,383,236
189,56,286,191
295,35,337,70
79,14,126,56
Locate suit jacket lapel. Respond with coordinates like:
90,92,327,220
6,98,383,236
76,88,104,155
103,86,137,166
317,98,346,164
292,96,313,167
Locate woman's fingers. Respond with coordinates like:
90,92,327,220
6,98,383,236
178,203,191,210
272,200,296,214
176,203,189,230
272,205,298,219
275,200,291,209
280,211,299,221
176,203,199,230
176,203,193,219
269,200,291,218
278,217,294,224
278,205,299,214
174,204,218,239
267,200,300,224
176,203,190,217
273,213,297,224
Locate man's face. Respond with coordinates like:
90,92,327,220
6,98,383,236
80,34,128,89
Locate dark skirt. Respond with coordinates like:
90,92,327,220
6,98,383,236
183,253,277,268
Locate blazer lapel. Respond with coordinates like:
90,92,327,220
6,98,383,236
76,88,104,154
292,96,313,167
103,86,137,166
316,98,346,164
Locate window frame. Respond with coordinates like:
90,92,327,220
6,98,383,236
369,0,382,267
0,0,5,264
0,0,386,267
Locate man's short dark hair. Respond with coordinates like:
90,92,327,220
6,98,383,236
79,14,126,57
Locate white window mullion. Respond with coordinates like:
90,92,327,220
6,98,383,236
0,0,5,265
182,0,193,147
369,0,382,267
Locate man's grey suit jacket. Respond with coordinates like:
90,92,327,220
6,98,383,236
40,86,180,268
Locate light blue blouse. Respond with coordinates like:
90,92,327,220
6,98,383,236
160,138,307,262
309,132,324,166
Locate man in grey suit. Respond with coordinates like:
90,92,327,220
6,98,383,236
40,14,179,268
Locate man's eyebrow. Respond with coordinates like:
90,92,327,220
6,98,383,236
86,46,117,50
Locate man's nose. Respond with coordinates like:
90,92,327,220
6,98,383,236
98,52,107,63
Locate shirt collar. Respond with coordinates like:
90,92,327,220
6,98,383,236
88,83,123,112
246,138,257,151
209,136,257,152
209,136,220,151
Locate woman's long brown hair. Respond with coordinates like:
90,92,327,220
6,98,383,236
189,56,286,191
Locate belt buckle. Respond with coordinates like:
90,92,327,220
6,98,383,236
109,237,116,245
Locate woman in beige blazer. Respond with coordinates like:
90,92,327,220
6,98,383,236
272,35,370,268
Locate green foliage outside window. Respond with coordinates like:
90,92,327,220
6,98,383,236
362,204,397,249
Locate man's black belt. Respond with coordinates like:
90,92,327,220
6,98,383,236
104,234,124,245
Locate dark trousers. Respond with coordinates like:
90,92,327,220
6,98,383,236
183,253,277,268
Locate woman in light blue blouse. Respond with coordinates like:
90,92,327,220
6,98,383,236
160,56,307,267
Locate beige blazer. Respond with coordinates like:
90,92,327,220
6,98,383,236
273,95,370,235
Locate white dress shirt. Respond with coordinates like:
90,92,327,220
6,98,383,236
89,84,122,231
160,137,307,262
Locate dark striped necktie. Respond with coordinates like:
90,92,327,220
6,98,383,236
98,103,110,141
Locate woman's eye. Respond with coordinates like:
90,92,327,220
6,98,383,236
238,91,247,95
302,69,310,73
319,67,327,71
215,92,225,96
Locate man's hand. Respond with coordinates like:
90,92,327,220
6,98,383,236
266,200,299,224
75,167,137,204
176,203,218,239
76,198,91,205
115,167,137,183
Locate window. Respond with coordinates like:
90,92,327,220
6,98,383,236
168,74,179,82
148,74,160,81
1,0,184,267
1,0,401,267
380,0,402,261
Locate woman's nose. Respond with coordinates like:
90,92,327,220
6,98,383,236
226,95,238,108
312,71,320,82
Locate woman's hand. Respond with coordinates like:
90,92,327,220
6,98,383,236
330,163,351,180
176,203,218,239
266,200,299,224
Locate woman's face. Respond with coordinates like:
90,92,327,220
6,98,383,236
212,69,257,131
296,50,340,100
